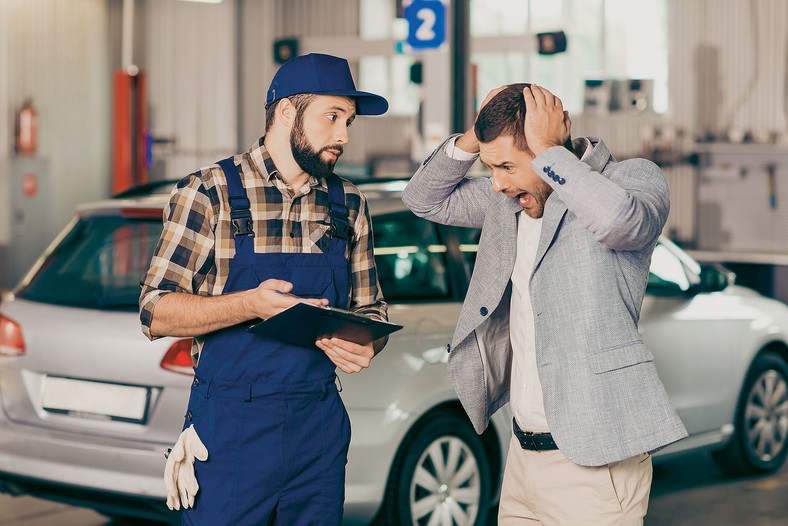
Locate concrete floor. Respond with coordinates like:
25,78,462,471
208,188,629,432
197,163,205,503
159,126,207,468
645,452,788,526
1,451,787,525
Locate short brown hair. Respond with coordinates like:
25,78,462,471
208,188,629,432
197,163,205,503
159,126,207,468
475,83,573,155
265,93,316,133
475,83,531,153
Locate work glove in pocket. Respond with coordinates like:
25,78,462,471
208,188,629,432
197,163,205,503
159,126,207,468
164,424,208,510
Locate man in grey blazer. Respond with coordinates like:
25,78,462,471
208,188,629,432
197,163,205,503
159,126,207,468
402,84,687,525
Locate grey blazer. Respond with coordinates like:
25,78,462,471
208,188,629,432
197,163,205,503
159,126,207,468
402,135,688,466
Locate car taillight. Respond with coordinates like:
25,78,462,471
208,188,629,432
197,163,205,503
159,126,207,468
0,314,25,357
160,339,195,375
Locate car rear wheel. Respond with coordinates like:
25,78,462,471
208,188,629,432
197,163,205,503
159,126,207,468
713,351,788,475
378,409,492,526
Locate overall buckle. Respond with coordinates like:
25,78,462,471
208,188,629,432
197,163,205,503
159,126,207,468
328,222,354,240
231,217,254,237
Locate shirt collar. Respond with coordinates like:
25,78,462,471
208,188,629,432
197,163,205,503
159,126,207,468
574,136,613,174
248,136,327,189
573,137,593,161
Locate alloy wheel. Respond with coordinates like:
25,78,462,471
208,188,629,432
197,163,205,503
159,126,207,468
744,369,788,462
409,436,482,526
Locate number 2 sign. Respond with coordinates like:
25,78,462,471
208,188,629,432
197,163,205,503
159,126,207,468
404,0,446,50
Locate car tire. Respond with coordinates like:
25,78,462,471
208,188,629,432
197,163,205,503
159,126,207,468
713,350,788,476
377,409,492,526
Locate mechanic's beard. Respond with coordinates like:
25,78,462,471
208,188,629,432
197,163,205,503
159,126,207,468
290,123,341,180
526,180,553,219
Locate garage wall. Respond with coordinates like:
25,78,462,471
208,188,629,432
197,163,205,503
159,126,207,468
274,0,360,38
143,0,237,181
663,0,788,248
238,0,277,151
142,0,788,177
0,0,782,268
669,0,788,139
143,0,366,181
0,9,11,245
0,0,111,238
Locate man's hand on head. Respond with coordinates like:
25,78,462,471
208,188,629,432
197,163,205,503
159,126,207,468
522,85,572,157
248,279,329,320
456,85,508,154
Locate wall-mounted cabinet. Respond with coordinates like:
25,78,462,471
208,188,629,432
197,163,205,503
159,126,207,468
695,143,788,254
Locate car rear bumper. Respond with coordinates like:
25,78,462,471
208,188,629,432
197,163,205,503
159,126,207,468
0,419,169,497
0,407,402,523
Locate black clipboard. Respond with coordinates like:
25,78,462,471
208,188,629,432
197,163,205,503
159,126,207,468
247,302,403,348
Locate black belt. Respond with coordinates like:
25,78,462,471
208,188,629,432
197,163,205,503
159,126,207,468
513,418,559,451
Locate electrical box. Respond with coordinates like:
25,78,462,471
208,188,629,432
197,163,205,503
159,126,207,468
611,79,654,113
0,157,52,289
583,79,613,115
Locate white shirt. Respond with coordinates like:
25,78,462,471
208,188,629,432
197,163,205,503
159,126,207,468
509,212,548,431
444,136,593,433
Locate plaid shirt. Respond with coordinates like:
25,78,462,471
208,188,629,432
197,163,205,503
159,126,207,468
140,137,387,360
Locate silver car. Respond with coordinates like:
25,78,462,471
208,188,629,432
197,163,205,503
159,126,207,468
0,180,787,526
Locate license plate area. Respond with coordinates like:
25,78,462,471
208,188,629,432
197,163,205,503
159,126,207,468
41,376,151,424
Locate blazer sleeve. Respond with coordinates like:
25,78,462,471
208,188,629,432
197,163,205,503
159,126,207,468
531,146,669,252
402,135,493,229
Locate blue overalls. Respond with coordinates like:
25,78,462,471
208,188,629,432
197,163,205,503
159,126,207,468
181,157,352,525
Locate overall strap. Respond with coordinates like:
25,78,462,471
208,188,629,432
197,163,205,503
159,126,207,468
325,173,352,256
217,157,255,255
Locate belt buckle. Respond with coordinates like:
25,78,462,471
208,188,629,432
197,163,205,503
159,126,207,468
526,432,539,451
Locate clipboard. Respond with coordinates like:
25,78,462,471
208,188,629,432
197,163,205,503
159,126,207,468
247,302,403,348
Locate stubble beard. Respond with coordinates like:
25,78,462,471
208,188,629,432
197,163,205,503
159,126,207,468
524,179,554,219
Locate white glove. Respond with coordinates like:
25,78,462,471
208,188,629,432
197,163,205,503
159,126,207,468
164,424,209,510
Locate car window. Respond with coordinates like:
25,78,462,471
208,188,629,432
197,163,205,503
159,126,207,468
372,213,450,301
648,243,691,293
19,216,163,310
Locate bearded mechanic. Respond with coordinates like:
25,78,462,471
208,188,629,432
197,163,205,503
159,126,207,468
139,53,390,525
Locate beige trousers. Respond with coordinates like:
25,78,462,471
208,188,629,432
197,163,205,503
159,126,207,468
498,434,653,526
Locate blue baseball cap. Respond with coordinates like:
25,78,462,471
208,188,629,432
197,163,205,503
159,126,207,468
265,53,389,116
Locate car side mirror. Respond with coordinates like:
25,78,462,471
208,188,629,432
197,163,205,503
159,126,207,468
690,264,734,294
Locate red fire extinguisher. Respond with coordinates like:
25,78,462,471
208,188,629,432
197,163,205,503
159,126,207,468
15,100,38,156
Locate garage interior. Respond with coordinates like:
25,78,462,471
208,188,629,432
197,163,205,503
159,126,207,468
1,0,788,296
1,1,788,525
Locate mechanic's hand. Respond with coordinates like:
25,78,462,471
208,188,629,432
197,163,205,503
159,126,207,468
316,337,375,373
250,279,329,320
522,85,571,157
164,424,208,511
455,85,508,154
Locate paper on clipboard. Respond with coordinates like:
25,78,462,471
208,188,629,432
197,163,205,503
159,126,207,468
247,302,403,348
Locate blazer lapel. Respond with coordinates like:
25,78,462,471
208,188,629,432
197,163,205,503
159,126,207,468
452,196,521,348
532,193,568,274
497,196,521,272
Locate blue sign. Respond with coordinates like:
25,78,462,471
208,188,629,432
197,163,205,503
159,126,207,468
404,0,446,50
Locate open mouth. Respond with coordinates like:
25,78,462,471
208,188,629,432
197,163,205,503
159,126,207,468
518,192,533,207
